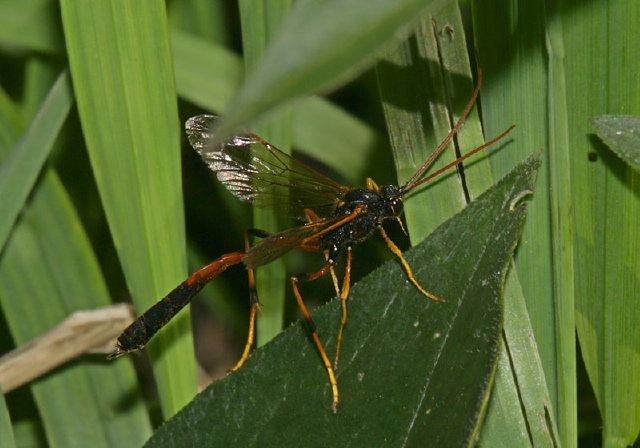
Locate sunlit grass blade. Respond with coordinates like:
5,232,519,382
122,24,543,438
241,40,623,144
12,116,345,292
561,1,640,445
59,0,196,417
377,5,487,244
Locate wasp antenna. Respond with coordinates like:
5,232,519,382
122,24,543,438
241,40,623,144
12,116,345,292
402,67,483,191
406,124,516,192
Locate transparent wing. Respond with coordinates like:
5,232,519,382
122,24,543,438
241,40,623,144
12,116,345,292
186,115,350,221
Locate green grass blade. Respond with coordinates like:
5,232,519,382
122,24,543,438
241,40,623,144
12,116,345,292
171,30,379,183
377,5,487,243
0,393,15,448
0,71,73,253
472,0,565,441
0,0,63,53
59,0,196,418
0,85,22,146
0,172,153,447
215,0,449,139
238,0,293,346
0,72,152,444
561,0,640,445
545,8,578,444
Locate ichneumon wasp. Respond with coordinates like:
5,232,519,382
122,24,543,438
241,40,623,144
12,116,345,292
108,68,515,412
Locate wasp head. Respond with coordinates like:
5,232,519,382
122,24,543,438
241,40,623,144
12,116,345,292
378,184,404,218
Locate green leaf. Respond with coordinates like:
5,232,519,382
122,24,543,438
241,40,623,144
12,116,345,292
238,0,293,347
0,0,64,53
561,2,640,446
0,69,152,447
144,151,540,447
0,71,73,253
171,30,380,183
59,0,196,417
0,393,15,448
591,115,640,172
215,0,450,139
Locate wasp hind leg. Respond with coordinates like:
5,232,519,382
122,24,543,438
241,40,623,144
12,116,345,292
333,245,353,371
229,228,271,372
291,262,340,412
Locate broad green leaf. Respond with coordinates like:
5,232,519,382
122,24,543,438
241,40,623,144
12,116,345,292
591,115,640,172
59,0,196,417
144,151,540,447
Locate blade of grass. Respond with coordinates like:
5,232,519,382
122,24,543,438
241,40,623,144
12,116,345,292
171,30,380,183
59,0,196,418
238,0,293,346
561,0,640,445
0,0,63,53
0,393,15,448
472,0,562,436
378,4,559,444
214,0,450,141
0,73,152,445
0,71,72,253
167,0,230,44
545,7,578,444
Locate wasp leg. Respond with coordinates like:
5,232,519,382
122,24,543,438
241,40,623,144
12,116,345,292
291,262,340,413
333,245,352,370
378,227,444,302
229,229,269,372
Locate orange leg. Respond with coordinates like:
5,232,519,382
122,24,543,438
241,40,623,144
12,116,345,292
333,246,352,370
291,263,340,412
230,229,265,372
379,227,444,302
